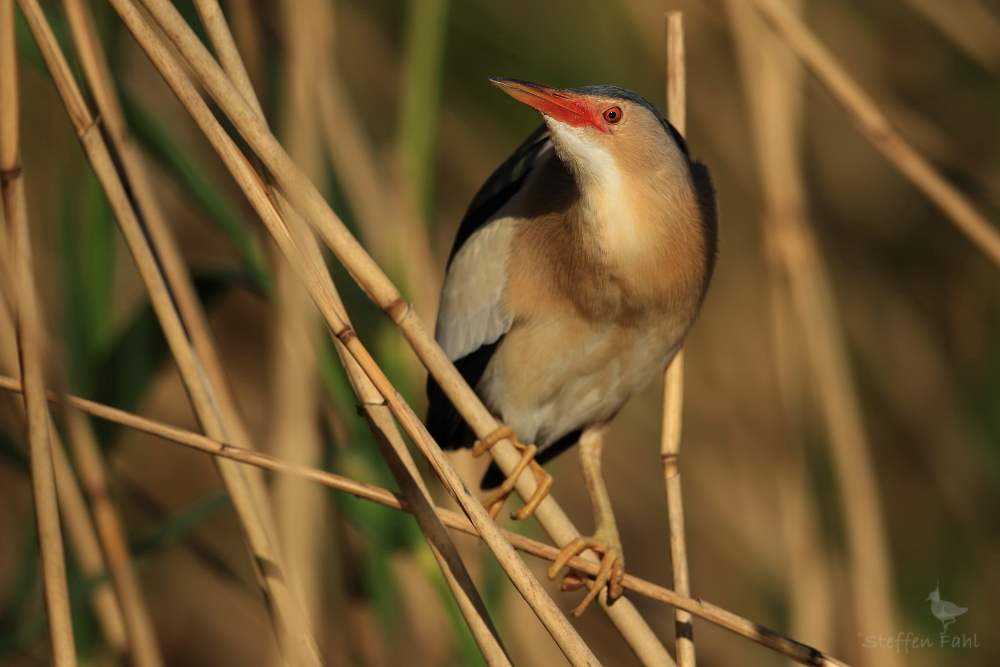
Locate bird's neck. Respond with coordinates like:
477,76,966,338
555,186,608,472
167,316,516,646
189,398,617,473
570,159,708,314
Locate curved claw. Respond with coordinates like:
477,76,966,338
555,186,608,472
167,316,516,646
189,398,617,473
475,425,553,520
482,443,537,517
473,425,514,457
547,535,625,616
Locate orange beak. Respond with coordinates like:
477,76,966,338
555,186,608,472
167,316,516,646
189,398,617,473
490,78,607,133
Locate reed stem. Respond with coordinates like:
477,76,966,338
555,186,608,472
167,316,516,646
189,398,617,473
661,12,695,667
1,1,77,662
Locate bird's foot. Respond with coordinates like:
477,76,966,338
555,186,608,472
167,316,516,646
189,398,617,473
547,531,625,617
473,425,553,520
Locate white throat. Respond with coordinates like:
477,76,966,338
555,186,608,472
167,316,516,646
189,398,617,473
546,119,647,259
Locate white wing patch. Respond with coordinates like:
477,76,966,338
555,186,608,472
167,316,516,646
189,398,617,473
435,217,518,361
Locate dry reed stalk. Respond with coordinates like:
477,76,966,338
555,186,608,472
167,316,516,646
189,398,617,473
62,406,165,666
290,130,512,663
0,3,77,664
284,123,512,662
49,435,130,652
315,12,435,396
178,0,506,657
122,1,671,662
732,1,900,661
267,0,328,644
0,373,854,667
749,0,1000,269
222,0,262,96
60,0,282,565
15,2,320,664
189,0,506,657
660,12,695,667
101,2,601,663
326,283,512,666
0,258,128,655
63,0,276,556
49,1,308,650
725,0,835,652
268,262,325,647
19,29,173,663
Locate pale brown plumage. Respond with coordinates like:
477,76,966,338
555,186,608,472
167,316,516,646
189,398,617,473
427,79,717,614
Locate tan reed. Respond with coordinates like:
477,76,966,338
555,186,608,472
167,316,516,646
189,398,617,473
0,1,77,663
661,12,696,667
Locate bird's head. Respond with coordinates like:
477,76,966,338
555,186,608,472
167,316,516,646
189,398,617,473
490,78,690,196
927,580,941,602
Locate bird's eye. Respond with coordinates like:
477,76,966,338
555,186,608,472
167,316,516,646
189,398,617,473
603,107,622,124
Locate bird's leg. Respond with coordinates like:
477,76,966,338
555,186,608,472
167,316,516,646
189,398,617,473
473,425,553,520
547,425,624,617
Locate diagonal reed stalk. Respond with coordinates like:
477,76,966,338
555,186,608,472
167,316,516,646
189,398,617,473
0,2,77,664
187,0,508,659
60,0,284,573
324,263,512,667
16,1,320,664
111,0,671,663
295,2,507,655
0,372,853,667
660,12,695,667
63,0,286,586
17,25,176,661
733,0,901,661
749,0,1000,270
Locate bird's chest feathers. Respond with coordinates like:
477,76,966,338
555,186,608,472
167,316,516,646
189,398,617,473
568,171,704,323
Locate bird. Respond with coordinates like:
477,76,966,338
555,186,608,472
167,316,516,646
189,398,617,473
426,78,717,615
927,581,967,632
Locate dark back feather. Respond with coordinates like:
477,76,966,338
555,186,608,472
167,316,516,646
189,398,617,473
446,123,551,267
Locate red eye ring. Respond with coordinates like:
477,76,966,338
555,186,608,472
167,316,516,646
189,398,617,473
603,106,622,124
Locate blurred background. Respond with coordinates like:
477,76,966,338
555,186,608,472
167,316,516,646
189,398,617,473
1,0,999,665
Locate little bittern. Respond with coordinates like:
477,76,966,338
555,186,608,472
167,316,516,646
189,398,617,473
427,78,717,615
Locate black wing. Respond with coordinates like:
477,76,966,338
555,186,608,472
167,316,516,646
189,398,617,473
427,124,551,452
445,124,551,267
